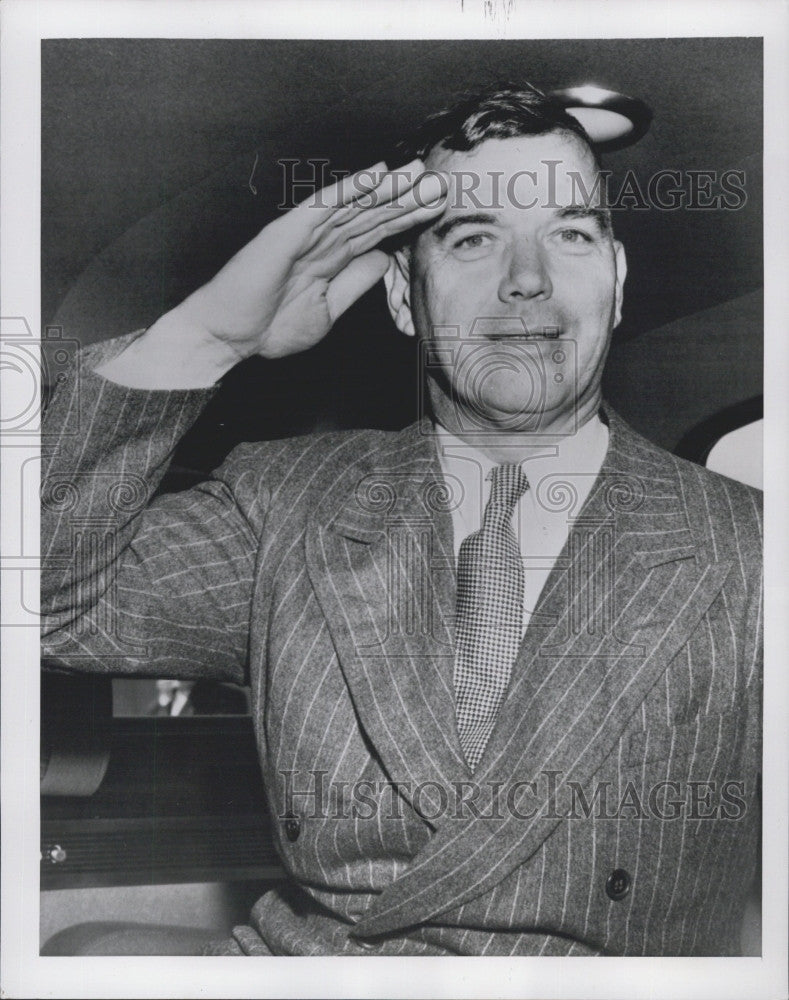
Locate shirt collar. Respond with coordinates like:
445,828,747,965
433,413,609,484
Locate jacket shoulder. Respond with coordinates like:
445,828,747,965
620,421,762,564
210,426,402,527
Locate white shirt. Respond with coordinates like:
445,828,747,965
434,417,609,633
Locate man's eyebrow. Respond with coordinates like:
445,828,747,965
431,212,501,241
554,205,611,232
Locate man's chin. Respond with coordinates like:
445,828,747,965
453,393,573,434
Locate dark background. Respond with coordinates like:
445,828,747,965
41,37,762,464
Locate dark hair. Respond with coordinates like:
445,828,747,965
398,82,600,169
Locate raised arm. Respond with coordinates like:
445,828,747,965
40,341,259,681
41,160,448,680
94,161,447,388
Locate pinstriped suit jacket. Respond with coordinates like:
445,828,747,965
41,337,762,956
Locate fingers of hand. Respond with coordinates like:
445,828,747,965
346,193,447,256
339,158,425,214
306,169,447,267
331,162,447,235
326,250,389,322
284,160,448,262
298,160,388,215
303,159,420,242
257,161,391,260
301,183,446,279
285,160,392,251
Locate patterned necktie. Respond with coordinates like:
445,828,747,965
454,463,530,770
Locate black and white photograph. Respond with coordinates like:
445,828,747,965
1,1,788,997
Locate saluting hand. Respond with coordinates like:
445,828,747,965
184,159,447,361
95,160,447,388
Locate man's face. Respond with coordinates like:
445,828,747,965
397,132,626,434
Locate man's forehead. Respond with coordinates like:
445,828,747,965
424,132,602,210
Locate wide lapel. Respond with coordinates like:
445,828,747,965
354,405,733,938
305,419,468,822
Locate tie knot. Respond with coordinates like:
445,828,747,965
487,463,530,510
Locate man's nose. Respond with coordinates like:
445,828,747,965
497,244,552,303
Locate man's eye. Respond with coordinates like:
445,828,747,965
557,228,594,244
454,232,492,249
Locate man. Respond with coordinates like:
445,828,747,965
41,85,762,956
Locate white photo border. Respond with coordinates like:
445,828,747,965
2,1,787,998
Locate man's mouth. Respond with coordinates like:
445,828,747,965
485,330,562,340
469,318,562,340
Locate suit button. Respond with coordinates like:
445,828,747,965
283,814,300,843
606,868,631,901
355,939,376,951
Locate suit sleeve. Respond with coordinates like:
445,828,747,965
41,333,259,684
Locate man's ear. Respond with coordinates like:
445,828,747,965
384,247,415,337
613,240,628,329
